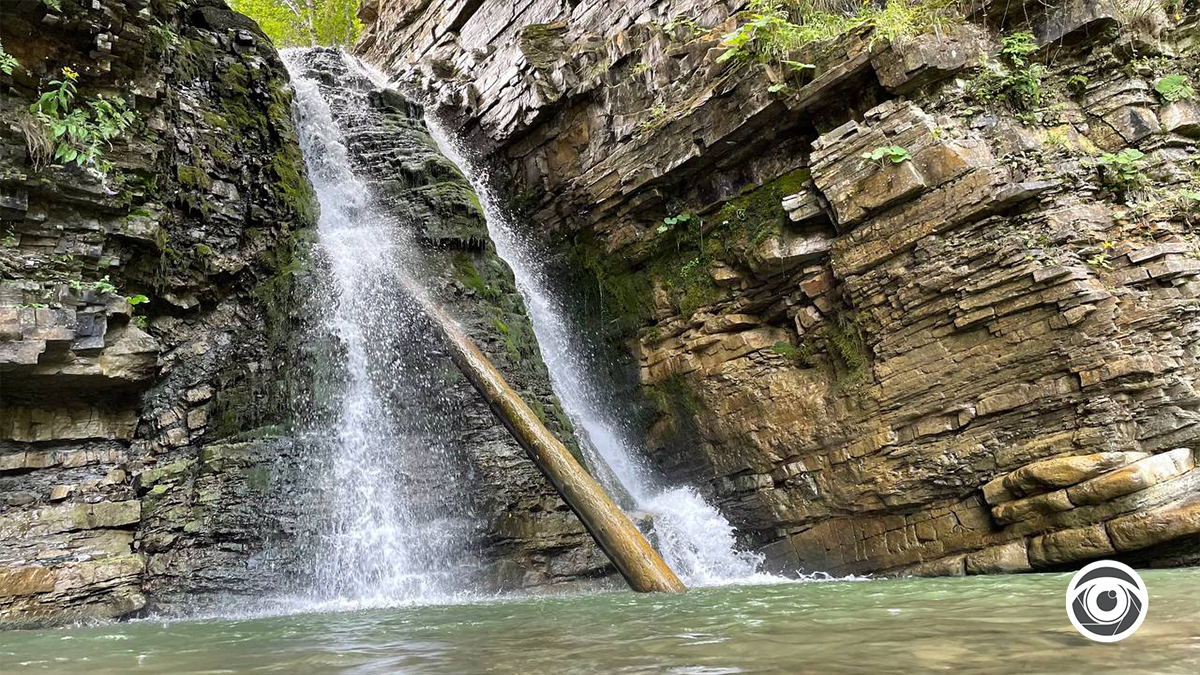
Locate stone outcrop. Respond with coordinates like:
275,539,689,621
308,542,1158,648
1,2,617,628
359,0,1200,577
1,0,319,626
283,49,607,590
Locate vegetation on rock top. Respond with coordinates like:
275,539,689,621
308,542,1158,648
229,0,361,47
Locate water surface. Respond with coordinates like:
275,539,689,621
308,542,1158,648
5,569,1198,674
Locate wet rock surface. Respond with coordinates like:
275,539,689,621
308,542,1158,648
0,0,317,626
360,0,1200,577
284,48,608,590
1,3,614,628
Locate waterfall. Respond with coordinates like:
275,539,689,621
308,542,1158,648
281,50,482,607
423,127,769,587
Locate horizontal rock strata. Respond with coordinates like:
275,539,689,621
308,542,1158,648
360,0,1200,576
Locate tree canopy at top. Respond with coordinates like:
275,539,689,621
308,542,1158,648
229,0,361,48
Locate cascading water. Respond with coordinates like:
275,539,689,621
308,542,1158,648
282,50,483,607
424,125,769,587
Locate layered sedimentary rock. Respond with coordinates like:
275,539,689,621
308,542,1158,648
1,0,317,626
0,1,601,628
360,0,1200,576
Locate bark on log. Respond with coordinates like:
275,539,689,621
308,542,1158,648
420,298,686,594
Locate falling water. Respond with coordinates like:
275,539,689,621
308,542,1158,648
424,124,768,587
281,50,482,607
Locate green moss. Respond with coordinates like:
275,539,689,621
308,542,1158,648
212,382,252,439
174,37,218,82
246,465,270,494
270,144,317,225
252,227,317,353
452,253,504,301
828,312,870,387
772,340,815,367
646,373,701,433
176,164,212,190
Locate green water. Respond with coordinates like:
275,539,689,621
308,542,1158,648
4,570,1198,674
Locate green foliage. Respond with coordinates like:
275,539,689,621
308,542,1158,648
860,145,912,166
1066,74,1089,98
148,21,180,52
772,340,815,367
658,212,693,234
969,31,1043,112
1086,240,1115,269
27,67,136,178
229,0,362,48
717,1,962,68
0,40,19,76
1096,148,1146,194
127,294,150,306
828,312,869,385
999,31,1038,67
1155,74,1196,103
41,0,61,10
71,275,119,295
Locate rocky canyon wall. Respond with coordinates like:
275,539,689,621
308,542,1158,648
358,0,1200,577
0,0,603,628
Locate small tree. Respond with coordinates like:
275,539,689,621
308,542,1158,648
229,0,362,48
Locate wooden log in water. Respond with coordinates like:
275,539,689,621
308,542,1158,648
422,299,687,594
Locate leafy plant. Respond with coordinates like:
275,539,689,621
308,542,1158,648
70,275,120,295
772,340,814,367
717,1,806,66
127,294,150,306
1086,240,1115,269
41,0,61,10
1155,74,1196,103
1096,148,1147,194
861,145,912,166
26,67,136,178
1000,31,1038,67
148,22,180,52
658,212,693,234
969,31,1043,112
0,40,19,76
1066,74,1089,98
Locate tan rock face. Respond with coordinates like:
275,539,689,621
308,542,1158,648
359,0,1200,580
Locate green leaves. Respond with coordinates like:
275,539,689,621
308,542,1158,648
127,294,150,306
1155,74,1196,103
0,40,19,76
1096,148,1147,195
659,212,696,234
860,145,912,165
228,0,362,48
28,68,135,178
999,31,1038,68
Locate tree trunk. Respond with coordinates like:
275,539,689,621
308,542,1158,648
417,292,687,594
304,0,318,46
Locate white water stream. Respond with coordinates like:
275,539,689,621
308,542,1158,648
282,51,481,607
422,123,769,587
285,48,770,605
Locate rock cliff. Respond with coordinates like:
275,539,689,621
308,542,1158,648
357,0,1200,576
0,0,601,628
1,0,319,626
